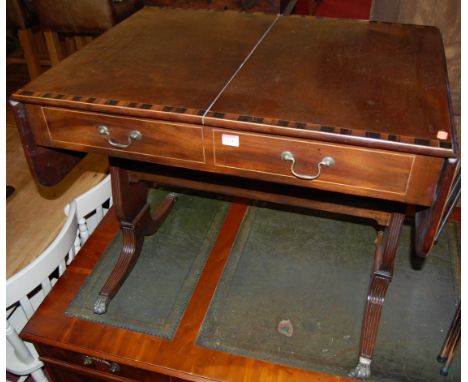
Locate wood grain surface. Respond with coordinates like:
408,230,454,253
16,8,276,114
211,15,451,142
12,8,457,157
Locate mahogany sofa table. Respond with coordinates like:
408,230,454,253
12,7,458,379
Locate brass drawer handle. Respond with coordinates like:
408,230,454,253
97,125,142,149
281,151,335,180
83,355,120,373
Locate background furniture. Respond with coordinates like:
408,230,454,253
144,0,285,13
65,174,112,247
32,0,143,65
6,176,113,381
435,167,460,377
312,0,371,19
437,303,461,376
6,201,79,382
6,0,42,79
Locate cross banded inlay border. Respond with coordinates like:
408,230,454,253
15,89,451,150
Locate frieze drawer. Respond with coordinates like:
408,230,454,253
212,129,420,201
42,107,206,164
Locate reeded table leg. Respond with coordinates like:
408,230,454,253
94,166,177,314
349,212,405,379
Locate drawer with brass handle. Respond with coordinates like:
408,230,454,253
83,355,120,373
280,151,335,180
42,107,206,165
37,344,173,381
212,129,441,205
97,124,142,149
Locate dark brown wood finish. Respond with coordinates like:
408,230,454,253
414,157,459,257
210,15,454,147
144,0,284,14
210,128,443,204
43,107,206,164
127,162,396,225
437,303,460,376
94,165,177,314
12,9,457,158
350,212,405,379
14,8,277,116
12,103,446,206
10,100,85,187
11,7,459,380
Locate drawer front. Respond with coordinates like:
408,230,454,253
42,107,205,164
213,129,414,196
43,357,138,382
38,345,172,381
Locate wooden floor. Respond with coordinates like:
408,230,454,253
6,63,109,279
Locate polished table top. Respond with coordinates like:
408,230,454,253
14,7,456,157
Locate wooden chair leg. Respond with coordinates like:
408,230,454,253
33,30,47,56
441,332,460,376
438,304,460,376
74,36,88,50
17,28,42,79
349,212,405,379
44,30,64,66
64,36,76,56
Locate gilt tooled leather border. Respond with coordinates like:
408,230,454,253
17,90,451,150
